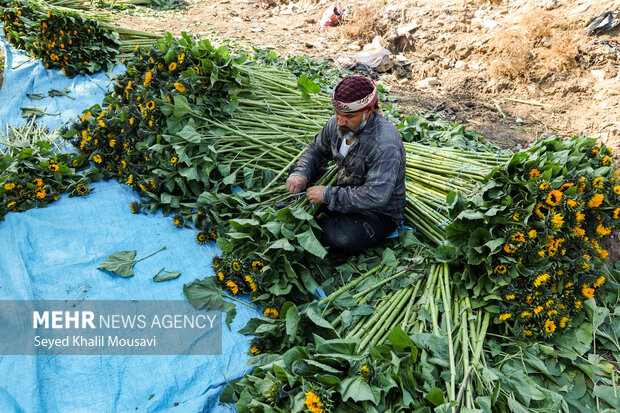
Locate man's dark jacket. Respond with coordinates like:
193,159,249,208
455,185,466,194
290,112,406,223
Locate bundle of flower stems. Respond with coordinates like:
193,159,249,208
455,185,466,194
315,261,491,409
403,142,512,244
200,66,332,181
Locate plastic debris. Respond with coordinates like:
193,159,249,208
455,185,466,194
585,11,618,35
320,2,343,27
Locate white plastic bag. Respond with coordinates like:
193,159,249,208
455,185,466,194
351,36,391,68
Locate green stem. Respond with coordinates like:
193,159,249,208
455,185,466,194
135,246,166,262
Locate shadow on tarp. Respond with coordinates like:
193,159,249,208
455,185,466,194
0,32,256,412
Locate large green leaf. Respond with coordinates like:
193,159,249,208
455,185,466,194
97,250,137,277
340,376,376,403
173,95,194,118
296,229,327,259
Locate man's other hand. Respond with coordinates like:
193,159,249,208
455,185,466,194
286,175,307,194
306,186,326,204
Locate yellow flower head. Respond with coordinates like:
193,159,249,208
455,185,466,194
528,229,537,239
601,156,611,166
170,156,178,164
523,330,534,338
93,154,102,164
566,199,577,207
544,319,556,334
304,392,324,413
217,271,224,281
593,276,606,288
225,280,239,295
596,224,611,236
546,190,563,206
263,307,279,319
169,62,177,71
575,300,582,309
81,111,92,121
249,346,261,355
512,212,520,221
146,100,155,110
591,148,599,157
575,211,585,222
494,265,507,274
613,208,620,219
232,261,241,272
505,294,515,300
244,275,257,292
587,193,604,208
174,82,186,93
511,232,526,243
581,285,595,299
614,185,620,195
503,244,517,254
533,305,544,315
535,203,547,219
520,311,532,319
178,52,185,64
539,182,550,191
36,189,46,199
252,260,265,273
550,214,564,229
4,182,15,190
533,273,550,287
361,364,372,378
499,313,512,321
7,201,17,208
598,249,608,258
34,178,44,187
559,316,570,328
529,169,540,179
592,177,604,189
143,71,152,87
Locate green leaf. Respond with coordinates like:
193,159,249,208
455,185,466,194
26,93,46,100
340,376,376,403
388,325,418,361
285,304,300,339
296,229,327,258
97,250,138,277
380,248,398,267
20,106,60,118
183,277,223,310
267,238,295,252
153,268,181,282
177,122,202,144
173,95,195,118
424,386,444,407
297,75,321,100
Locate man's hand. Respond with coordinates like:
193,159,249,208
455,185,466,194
286,175,307,194
306,186,326,204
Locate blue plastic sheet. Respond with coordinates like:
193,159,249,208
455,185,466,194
1,35,257,412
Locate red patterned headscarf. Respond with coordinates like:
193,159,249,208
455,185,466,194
331,76,378,113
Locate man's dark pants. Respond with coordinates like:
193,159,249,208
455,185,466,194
316,210,397,253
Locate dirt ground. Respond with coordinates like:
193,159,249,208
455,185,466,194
0,0,618,261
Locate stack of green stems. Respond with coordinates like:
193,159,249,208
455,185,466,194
403,143,511,245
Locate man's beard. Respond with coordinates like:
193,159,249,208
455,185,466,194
337,113,368,141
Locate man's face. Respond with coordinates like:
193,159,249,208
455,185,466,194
335,110,366,135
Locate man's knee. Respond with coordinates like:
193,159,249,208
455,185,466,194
322,230,354,251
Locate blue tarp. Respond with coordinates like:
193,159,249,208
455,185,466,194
0,34,256,412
